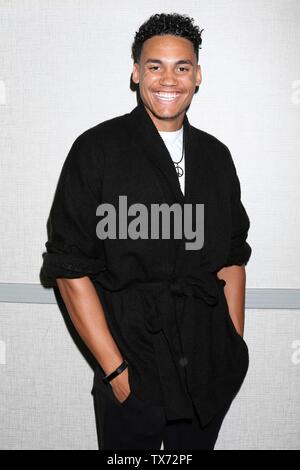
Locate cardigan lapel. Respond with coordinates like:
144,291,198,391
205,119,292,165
128,100,215,271
129,101,190,205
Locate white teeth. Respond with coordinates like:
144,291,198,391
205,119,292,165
154,92,180,101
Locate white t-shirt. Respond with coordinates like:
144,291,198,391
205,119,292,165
158,126,185,195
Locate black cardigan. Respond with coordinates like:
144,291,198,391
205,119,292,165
40,101,252,427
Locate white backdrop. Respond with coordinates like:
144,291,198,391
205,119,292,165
0,0,299,449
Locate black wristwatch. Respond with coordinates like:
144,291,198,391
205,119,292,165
102,359,129,385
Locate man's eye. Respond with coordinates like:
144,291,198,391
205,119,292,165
148,66,189,72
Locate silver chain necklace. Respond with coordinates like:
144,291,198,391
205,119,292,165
172,129,185,178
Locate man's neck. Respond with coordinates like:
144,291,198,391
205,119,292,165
144,106,185,132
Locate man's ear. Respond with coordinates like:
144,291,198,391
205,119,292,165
132,63,140,84
196,64,202,87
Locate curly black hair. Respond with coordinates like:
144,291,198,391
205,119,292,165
131,13,204,63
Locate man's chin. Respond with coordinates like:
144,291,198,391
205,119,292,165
149,107,184,121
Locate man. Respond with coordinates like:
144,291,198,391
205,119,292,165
40,13,252,450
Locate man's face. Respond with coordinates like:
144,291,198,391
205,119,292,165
132,34,202,131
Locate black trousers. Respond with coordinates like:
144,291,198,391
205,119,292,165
91,378,231,450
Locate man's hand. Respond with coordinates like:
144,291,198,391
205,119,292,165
110,367,131,403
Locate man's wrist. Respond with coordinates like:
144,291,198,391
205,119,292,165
101,354,126,376
102,359,128,384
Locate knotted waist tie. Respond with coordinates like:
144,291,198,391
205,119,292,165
133,270,225,421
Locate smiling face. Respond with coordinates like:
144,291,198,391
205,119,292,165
132,34,202,131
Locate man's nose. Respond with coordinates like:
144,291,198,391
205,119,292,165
159,68,177,86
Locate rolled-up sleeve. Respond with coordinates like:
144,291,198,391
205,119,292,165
223,146,252,267
40,131,107,287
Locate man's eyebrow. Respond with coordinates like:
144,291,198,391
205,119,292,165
144,59,194,65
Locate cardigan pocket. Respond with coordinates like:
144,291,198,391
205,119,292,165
91,363,135,408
